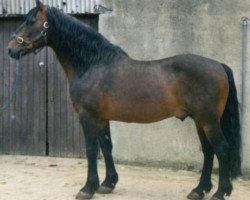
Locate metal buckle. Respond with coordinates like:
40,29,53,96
41,30,47,37
16,37,24,44
43,21,49,29
41,21,49,37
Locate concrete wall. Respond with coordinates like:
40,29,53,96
98,0,250,173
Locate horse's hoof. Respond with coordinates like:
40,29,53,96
209,196,225,200
75,191,94,199
187,191,205,200
97,185,114,194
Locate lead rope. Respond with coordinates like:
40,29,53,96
0,53,22,112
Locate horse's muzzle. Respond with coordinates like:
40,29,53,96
7,44,24,60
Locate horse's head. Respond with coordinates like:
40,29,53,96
8,0,49,59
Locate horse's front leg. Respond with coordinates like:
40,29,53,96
76,111,102,199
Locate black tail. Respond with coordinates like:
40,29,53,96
221,64,242,179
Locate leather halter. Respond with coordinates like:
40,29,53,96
13,21,49,53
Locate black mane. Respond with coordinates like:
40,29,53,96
47,7,128,76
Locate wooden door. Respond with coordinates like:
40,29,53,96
0,15,99,157
0,18,47,155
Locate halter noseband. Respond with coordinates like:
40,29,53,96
14,21,49,53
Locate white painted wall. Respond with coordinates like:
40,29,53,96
98,0,250,174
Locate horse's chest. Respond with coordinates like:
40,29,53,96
69,79,103,114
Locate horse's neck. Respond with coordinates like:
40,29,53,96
48,28,91,77
47,11,129,78
54,50,76,81
48,27,82,61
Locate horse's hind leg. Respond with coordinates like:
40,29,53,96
201,120,232,200
97,122,118,194
187,122,214,200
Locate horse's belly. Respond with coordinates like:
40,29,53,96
102,100,175,123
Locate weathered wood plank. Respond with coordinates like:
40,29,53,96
8,19,18,155
0,18,4,153
31,49,47,155
47,47,55,156
48,47,60,156
13,19,23,155
2,18,11,154
38,49,47,155
27,50,35,154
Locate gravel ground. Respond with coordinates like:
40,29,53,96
0,155,249,200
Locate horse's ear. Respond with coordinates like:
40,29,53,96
36,0,45,10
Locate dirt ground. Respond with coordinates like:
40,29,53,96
0,156,249,200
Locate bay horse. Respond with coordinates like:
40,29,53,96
7,1,241,200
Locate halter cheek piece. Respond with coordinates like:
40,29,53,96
14,21,49,54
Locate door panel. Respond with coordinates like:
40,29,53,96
0,18,47,155
0,15,98,157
